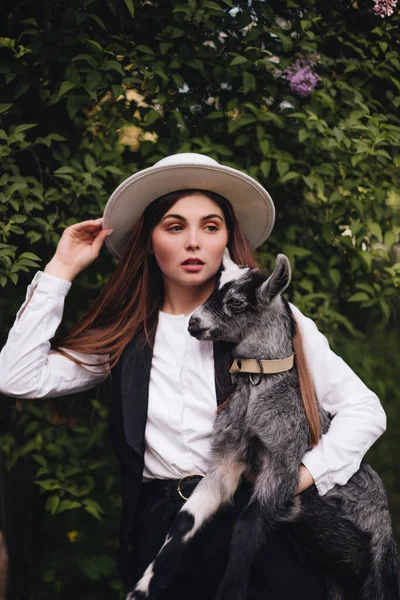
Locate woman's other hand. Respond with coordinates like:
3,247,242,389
44,218,113,282
296,464,315,494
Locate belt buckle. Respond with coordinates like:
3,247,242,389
177,473,204,501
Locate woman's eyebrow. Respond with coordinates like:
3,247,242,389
160,213,224,223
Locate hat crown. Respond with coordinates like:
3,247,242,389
153,153,220,168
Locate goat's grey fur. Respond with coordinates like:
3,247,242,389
128,250,399,600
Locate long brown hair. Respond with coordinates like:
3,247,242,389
46,189,321,446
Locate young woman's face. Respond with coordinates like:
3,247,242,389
151,193,229,288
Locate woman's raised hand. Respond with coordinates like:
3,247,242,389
44,218,113,282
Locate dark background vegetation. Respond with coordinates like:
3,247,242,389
0,0,399,597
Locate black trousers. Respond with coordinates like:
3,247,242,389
127,479,328,599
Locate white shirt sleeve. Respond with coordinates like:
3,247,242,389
0,271,110,399
289,303,387,496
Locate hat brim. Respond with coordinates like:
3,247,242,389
103,163,275,258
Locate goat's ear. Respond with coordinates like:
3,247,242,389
222,247,236,271
258,254,291,304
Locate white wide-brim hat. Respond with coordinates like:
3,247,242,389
103,153,275,258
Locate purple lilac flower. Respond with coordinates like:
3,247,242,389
282,58,320,97
373,0,397,18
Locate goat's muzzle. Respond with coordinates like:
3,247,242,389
188,318,210,339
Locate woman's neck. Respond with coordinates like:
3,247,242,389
161,277,216,316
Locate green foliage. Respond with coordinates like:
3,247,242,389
0,0,399,596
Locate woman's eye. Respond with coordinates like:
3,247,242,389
168,225,184,232
205,225,218,232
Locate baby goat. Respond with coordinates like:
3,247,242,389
128,251,399,600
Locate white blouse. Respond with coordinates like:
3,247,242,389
0,270,387,496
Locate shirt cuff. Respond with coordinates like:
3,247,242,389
16,271,72,321
301,445,334,496
35,270,72,295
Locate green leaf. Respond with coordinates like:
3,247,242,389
7,182,27,197
84,154,96,173
66,95,79,119
10,214,27,224
259,139,270,156
144,109,161,126
276,160,289,178
298,129,307,143
102,60,125,76
384,231,396,246
204,1,224,10
259,160,271,178
280,171,299,183
54,166,75,174
242,72,256,94
58,81,77,97
35,479,61,491
348,292,370,302
105,165,124,175
0,104,12,114
86,71,102,91
136,45,155,55
21,18,38,26
58,500,82,513
205,111,224,119
231,55,248,66
71,54,98,66
355,283,375,295
329,268,341,287
367,221,383,242
124,0,135,18
172,73,185,88
88,13,107,31
46,495,60,515
32,453,47,466
83,498,104,513
235,134,249,146
84,504,103,520
14,123,37,135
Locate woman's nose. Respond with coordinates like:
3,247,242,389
184,232,200,250
185,240,200,250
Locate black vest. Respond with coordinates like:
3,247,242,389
109,331,232,585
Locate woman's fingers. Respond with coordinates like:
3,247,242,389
72,218,104,230
91,227,113,256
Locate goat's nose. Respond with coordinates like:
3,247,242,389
188,316,201,331
188,317,206,338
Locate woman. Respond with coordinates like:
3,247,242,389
0,153,387,599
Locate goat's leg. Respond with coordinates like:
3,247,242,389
297,485,400,599
358,530,400,600
215,457,299,600
214,498,266,600
127,456,246,600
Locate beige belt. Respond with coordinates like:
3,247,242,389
229,355,294,375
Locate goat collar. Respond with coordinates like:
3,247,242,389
229,355,294,375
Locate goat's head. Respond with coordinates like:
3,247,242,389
188,249,291,344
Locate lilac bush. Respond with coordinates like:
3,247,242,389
373,0,397,18
282,57,321,97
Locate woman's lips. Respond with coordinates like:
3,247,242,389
181,263,205,272
180,259,205,272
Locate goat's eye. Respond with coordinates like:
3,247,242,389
228,299,246,313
